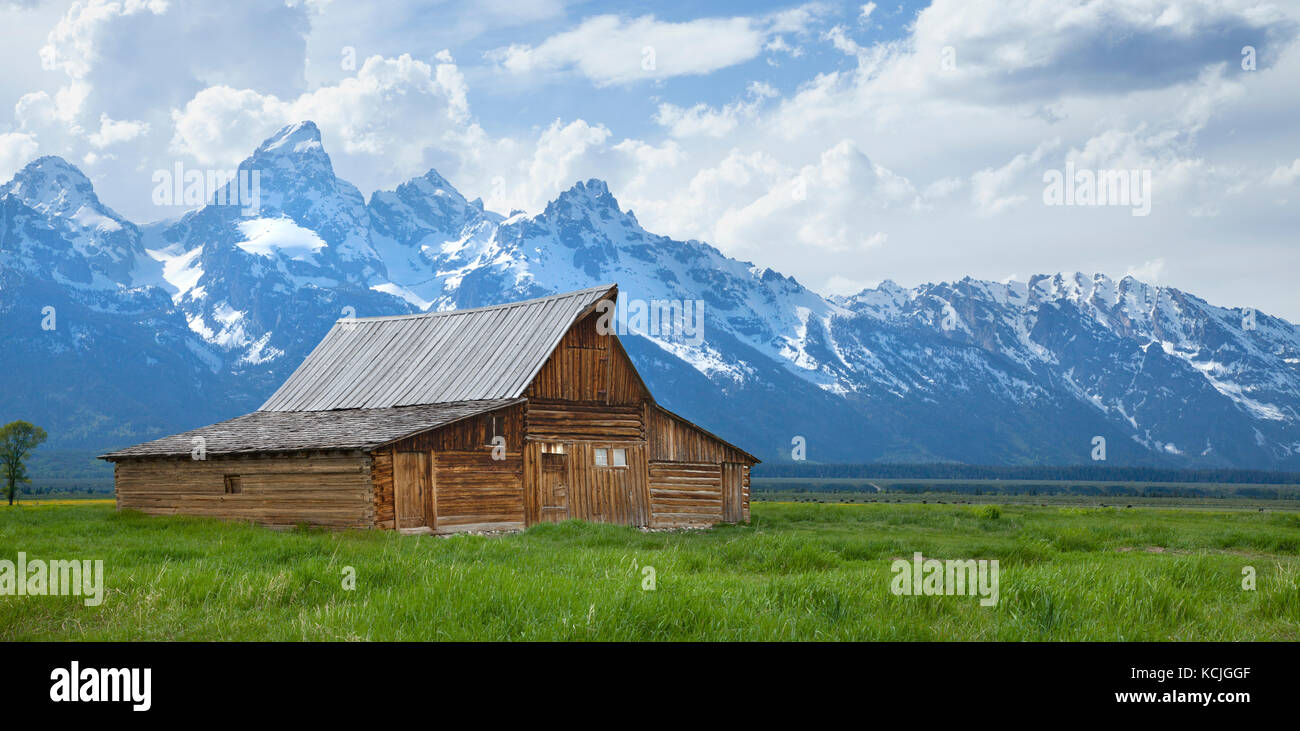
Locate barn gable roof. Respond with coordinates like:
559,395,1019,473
101,399,522,460
260,284,616,412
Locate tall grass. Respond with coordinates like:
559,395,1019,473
0,502,1296,641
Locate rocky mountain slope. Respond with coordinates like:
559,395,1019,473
2,121,1296,468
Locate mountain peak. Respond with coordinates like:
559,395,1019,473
19,154,90,179
416,167,455,190
256,121,324,156
1,155,103,218
543,178,626,223
559,178,615,205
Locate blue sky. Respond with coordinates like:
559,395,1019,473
1,0,1298,320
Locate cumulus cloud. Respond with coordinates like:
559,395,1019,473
519,119,612,206
169,54,475,192
971,139,1059,216
713,140,917,254
906,0,1296,104
3,0,1300,321
87,114,149,148
486,6,826,86
39,0,169,80
40,0,311,116
654,82,777,139
0,132,39,181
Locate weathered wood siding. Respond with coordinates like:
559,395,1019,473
379,402,527,532
114,452,373,528
648,407,752,464
394,450,433,530
522,441,649,526
525,311,647,404
388,402,525,453
722,462,747,523
567,442,649,527
372,449,395,529
526,400,644,442
741,465,750,522
647,461,723,528
433,451,525,533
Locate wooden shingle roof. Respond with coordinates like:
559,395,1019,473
259,284,616,411
101,399,522,460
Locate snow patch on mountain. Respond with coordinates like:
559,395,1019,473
235,218,327,261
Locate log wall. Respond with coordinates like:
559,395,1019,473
526,400,644,442
647,461,723,528
433,451,525,533
372,449,395,529
114,452,374,528
741,465,751,522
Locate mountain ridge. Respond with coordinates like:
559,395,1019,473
3,121,1297,469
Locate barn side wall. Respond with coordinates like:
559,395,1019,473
371,449,394,529
646,407,753,528
113,451,374,528
521,399,650,527
383,403,526,533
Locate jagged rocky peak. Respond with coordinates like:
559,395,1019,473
544,178,624,219
837,278,911,313
2,155,113,219
256,120,324,156
410,167,459,194
244,120,337,183
387,167,473,210
367,166,500,252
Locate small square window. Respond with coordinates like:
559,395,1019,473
224,475,242,495
594,448,608,467
612,448,627,467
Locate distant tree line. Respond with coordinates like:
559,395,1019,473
755,481,1298,500
752,463,1300,485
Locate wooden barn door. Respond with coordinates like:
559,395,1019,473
722,463,745,523
539,451,570,522
394,451,432,530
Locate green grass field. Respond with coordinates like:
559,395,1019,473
1,501,1297,641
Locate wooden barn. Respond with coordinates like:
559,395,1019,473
101,285,758,533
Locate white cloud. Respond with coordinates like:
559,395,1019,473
1125,258,1166,282
971,140,1058,217
514,118,612,209
1267,159,1300,186
39,0,169,80
87,113,149,148
0,132,39,181
713,140,916,255
2,0,1300,322
486,7,825,86
169,54,474,191
168,86,290,167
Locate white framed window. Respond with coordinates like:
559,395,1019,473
594,448,608,466
612,448,627,467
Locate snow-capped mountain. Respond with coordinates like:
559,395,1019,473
3,121,1297,468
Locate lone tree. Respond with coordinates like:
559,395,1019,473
1,421,47,506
